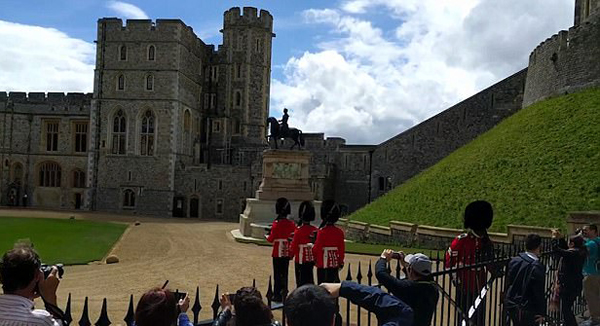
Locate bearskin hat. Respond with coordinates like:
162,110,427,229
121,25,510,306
320,200,341,224
463,200,493,231
275,197,291,216
298,201,316,222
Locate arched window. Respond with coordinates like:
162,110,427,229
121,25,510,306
146,74,154,91
140,110,155,156
123,189,135,208
11,162,23,184
112,110,127,155
183,110,191,155
148,45,155,61
73,170,86,188
120,45,127,61
39,162,61,187
235,91,242,107
117,75,125,90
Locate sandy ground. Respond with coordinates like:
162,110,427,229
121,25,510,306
0,209,381,325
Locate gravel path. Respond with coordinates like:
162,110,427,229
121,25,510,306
0,209,379,325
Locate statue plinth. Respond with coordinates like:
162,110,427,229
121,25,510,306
255,150,313,201
238,149,321,238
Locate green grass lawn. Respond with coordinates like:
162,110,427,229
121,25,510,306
0,217,128,265
351,88,600,232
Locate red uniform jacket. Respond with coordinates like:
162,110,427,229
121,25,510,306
291,224,318,264
267,218,296,258
313,225,345,269
445,231,494,292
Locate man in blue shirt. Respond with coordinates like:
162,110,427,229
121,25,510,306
582,224,600,326
284,282,413,326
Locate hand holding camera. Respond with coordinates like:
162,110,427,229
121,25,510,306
220,293,233,311
178,293,190,313
37,266,61,306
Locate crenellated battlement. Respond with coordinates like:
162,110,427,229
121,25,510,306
0,92,92,104
224,7,273,30
523,11,600,106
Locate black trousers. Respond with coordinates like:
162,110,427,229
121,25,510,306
272,257,290,301
456,288,486,325
295,262,315,287
508,308,537,326
317,267,340,284
561,293,578,326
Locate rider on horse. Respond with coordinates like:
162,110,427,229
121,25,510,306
279,108,290,138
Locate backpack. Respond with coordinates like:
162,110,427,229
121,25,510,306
505,255,536,311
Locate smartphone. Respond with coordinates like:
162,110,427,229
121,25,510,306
174,292,187,302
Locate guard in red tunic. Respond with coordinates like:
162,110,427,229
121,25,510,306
445,200,495,325
266,197,295,302
313,200,345,284
290,201,318,287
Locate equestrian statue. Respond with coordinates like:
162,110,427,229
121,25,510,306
267,108,304,150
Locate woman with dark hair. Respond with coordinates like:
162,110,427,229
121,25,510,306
266,197,295,302
213,287,276,326
291,201,318,287
134,288,193,326
313,200,345,284
550,230,587,326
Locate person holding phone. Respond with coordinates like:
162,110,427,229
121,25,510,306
291,201,318,287
266,197,295,302
134,287,193,326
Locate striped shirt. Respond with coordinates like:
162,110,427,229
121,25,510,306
0,294,61,326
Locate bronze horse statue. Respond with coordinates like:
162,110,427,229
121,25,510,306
267,117,304,150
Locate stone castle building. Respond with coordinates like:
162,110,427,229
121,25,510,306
1,1,598,219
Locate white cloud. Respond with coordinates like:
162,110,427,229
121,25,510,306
107,1,149,19
0,20,94,92
272,0,574,144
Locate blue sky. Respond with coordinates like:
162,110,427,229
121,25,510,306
0,0,575,144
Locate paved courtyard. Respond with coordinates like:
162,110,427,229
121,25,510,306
0,210,378,325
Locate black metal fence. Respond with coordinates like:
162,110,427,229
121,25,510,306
58,239,587,326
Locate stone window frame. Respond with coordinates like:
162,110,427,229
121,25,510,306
109,108,128,155
138,109,157,156
147,45,156,61
215,198,224,215
212,119,221,133
182,109,192,155
123,189,136,209
117,74,125,91
232,119,241,136
119,44,127,61
72,169,86,188
217,179,223,191
38,161,62,188
43,120,60,152
10,161,24,185
72,120,89,153
234,63,242,80
234,90,242,108
145,74,154,91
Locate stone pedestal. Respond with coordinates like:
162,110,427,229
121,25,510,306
238,150,322,238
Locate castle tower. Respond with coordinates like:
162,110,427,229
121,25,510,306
221,7,275,145
575,0,600,25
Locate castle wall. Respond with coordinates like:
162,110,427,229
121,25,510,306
523,12,600,107
370,69,527,201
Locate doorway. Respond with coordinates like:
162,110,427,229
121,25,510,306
75,193,82,209
190,197,200,218
172,196,185,217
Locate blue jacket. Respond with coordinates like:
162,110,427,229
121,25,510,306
584,237,600,276
339,281,414,326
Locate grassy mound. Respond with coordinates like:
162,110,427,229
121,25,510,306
351,88,600,232
0,217,128,265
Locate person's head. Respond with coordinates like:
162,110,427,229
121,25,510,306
568,234,585,249
463,200,493,232
0,243,43,297
135,288,178,326
275,197,291,217
404,253,432,280
233,287,273,326
284,285,336,326
524,234,542,254
299,201,316,224
320,200,341,225
583,224,598,239
284,108,288,114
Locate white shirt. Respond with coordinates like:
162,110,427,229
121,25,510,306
0,294,61,326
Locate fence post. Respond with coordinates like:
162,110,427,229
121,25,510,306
356,262,363,326
124,295,134,326
211,285,220,320
94,298,111,326
345,263,352,326
367,261,373,326
78,297,91,326
192,286,201,325
266,276,273,308
64,293,73,326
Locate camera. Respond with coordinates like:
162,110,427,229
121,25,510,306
174,291,187,302
41,264,64,279
391,252,404,260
